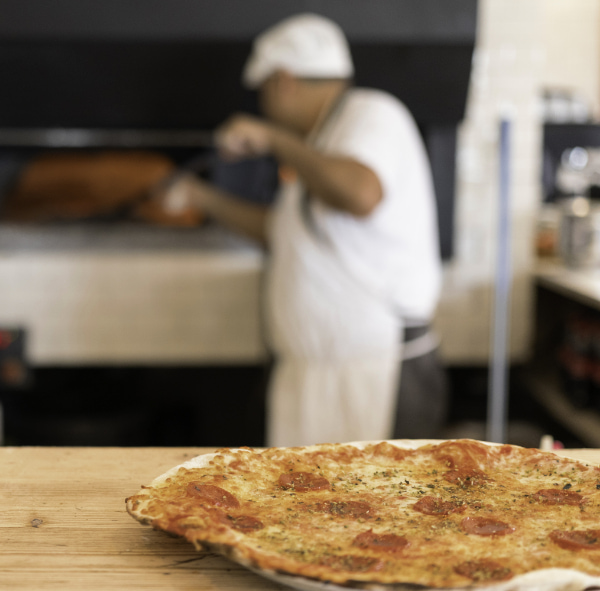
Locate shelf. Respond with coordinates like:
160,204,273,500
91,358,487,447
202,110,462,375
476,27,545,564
535,259,600,312
525,369,600,448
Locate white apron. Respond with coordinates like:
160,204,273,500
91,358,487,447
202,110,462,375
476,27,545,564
264,182,403,447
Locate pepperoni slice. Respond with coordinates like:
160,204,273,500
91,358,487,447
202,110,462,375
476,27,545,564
225,514,264,532
534,489,584,505
444,468,489,487
461,516,515,536
206,508,263,532
352,529,410,554
413,496,466,515
311,500,374,518
319,554,384,572
550,529,600,550
454,559,513,582
278,472,331,492
186,482,240,508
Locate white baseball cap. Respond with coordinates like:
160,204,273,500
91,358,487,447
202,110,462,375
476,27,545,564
242,13,354,89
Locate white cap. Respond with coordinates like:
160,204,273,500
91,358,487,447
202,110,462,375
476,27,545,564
242,13,354,89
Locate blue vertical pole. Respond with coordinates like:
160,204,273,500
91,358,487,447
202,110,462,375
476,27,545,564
487,119,512,444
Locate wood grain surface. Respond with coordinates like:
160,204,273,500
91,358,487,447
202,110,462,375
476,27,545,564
0,446,597,590
0,447,286,590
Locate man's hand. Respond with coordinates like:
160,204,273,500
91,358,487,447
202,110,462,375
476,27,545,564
215,114,274,161
152,172,201,214
149,170,270,245
131,172,207,227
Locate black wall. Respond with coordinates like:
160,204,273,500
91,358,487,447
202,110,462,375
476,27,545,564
0,0,477,42
0,40,473,130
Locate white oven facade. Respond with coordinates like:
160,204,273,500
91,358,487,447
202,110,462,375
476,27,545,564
0,236,267,365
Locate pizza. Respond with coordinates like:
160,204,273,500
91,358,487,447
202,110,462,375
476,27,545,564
5,151,176,221
126,439,600,590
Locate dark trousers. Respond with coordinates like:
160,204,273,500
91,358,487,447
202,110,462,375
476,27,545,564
392,327,449,440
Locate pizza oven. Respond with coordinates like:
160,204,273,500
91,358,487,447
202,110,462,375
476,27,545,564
0,0,476,256
0,130,278,228
0,0,477,446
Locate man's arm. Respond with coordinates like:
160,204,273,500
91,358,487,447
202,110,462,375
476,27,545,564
217,115,383,217
162,174,270,246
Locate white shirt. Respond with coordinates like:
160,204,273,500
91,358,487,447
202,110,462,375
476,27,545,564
265,88,442,362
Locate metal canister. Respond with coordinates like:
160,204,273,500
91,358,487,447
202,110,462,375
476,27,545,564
559,196,600,268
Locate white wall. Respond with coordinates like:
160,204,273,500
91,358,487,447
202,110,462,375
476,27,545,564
435,0,600,364
542,0,600,114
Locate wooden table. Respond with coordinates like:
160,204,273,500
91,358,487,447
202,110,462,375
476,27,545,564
2,447,600,591
0,447,287,590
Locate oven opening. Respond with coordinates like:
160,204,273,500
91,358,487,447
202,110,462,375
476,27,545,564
0,129,279,229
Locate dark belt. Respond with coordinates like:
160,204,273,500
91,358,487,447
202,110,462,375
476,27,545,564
403,324,430,343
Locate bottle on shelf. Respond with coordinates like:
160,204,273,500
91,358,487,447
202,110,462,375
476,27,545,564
558,312,593,408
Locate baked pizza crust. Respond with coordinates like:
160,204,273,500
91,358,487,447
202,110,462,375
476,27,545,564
126,439,600,590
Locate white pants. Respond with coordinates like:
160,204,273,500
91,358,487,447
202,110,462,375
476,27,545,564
266,355,401,447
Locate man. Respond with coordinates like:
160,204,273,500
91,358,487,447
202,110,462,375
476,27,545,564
161,13,445,446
